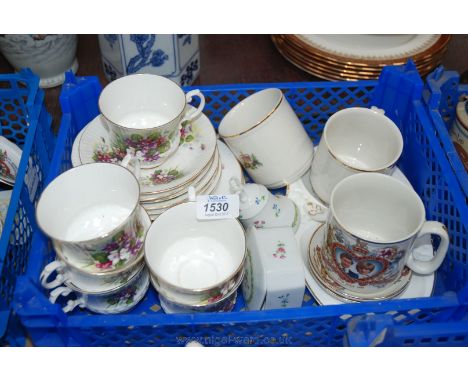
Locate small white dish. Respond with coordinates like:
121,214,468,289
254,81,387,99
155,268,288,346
75,106,217,194
298,222,435,305
0,136,22,186
212,140,244,194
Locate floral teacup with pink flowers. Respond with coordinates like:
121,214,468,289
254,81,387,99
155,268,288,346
36,163,148,274
98,73,205,168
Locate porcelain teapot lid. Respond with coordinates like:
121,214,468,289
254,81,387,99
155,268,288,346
229,177,270,219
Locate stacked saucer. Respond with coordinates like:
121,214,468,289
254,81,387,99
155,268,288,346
71,107,220,220
272,34,451,81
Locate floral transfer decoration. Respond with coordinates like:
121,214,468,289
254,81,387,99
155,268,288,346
106,284,138,307
272,201,281,217
89,220,145,270
253,220,266,228
278,293,290,308
0,149,16,183
291,204,300,230
255,195,266,205
239,153,262,170
179,120,204,150
141,168,183,186
273,241,286,259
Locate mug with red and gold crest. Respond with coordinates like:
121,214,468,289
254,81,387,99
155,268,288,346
313,173,449,300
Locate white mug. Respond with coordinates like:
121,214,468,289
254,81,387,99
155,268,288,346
309,107,403,204
99,73,205,168
219,88,314,188
316,173,449,299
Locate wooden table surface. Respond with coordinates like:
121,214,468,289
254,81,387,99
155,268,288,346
1,34,467,130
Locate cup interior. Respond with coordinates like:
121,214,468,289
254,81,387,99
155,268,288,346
219,88,282,137
36,163,139,242
324,107,403,171
98,74,186,129
145,203,245,290
330,173,425,243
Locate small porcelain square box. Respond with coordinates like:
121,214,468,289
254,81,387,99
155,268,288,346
242,226,305,311
98,34,200,86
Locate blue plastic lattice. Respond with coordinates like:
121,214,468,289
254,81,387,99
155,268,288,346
0,70,55,344
424,67,468,196
13,62,468,346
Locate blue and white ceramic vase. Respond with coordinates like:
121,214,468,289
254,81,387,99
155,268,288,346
98,34,200,86
0,34,78,88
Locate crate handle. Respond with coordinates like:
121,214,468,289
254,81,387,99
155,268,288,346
39,260,69,289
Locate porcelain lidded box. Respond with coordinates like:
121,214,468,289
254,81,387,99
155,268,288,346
98,34,200,86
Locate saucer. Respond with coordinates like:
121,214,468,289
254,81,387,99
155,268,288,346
76,107,217,194
141,148,220,204
298,221,435,305
0,190,12,235
142,156,222,212
0,136,22,186
212,140,244,194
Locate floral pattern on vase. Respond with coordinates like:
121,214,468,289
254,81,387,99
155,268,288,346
239,152,263,170
89,221,145,271
126,35,169,74
272,242,287,259
181,59,199,86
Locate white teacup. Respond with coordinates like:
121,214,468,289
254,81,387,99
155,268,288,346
144,202,246,306
49,266,149,314
219,88,314,188
36,163,145,273
99,73,205,168
310,107,403,204
317,173,449,299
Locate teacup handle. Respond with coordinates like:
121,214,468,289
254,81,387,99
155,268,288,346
121,149,142,179
40,260,69,289
49,286,86,313
406,221,449,275
181,89,205,124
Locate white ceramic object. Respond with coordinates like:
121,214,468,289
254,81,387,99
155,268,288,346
152,273,241,313
450,98,468,171
302,223,435,305
0,34,78,88
243,226,304,310
144,202,246,305
49,266,149,314
0,136,22,186
309,107,403,204
219,88,314,188
40,207,151,293
318,173,448,299
141,149,220,208
211,140,244,194
230,178,300,232
76,107,217,195
98,34,200,86
36,163,145,273
98,74,205,168
0,190,12,235
297,35,440,61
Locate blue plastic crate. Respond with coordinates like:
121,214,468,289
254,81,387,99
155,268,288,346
13,62,468,346
423,67,468,196
0,69,55,345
